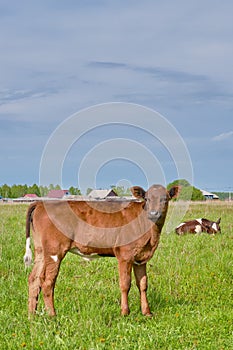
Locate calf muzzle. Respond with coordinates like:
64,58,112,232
148,211,161,222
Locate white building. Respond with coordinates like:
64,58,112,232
200,189,219,200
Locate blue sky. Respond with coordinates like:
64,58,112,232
0,0,232,193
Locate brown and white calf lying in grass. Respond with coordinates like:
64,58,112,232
175,218,221,235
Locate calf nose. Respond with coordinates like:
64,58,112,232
148,211,161,221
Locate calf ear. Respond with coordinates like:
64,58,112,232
216,218,221,224
169,186,180,199
130,186,146,199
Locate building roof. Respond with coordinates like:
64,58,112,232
47,190,70,198
88,189,118,199
200,189,219,199
24,193,38,198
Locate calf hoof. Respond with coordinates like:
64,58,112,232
46,308,56,317
121,308,130,316
28,312,36,320
48,310,56,317
142,309,153,317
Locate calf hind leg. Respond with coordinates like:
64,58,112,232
28,247,44,315
40,254,63,316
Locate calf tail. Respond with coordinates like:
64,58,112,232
24,202,37,267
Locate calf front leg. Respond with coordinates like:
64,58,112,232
133,263,152,316
118,260,133,315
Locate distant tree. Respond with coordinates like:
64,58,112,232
168,179,190,188
48,184,61,191
69,186,81,195
39,185,49,197
167,179,204,201
213,192,233,201
10,184,28,198
10,184,18,198
191,187,205,201
112,186,131,197
86,188,93,195
28,184,40,196
0,184,12,198
48,184,55,191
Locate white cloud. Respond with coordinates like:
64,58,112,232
212,131,233,141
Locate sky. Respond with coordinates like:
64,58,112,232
0,0,233,194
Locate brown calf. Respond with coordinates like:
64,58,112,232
175,218,221,235
24,184,179,317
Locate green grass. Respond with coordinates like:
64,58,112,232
0,202,233,349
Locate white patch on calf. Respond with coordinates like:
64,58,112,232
212,223,217,232
50,255,58,262
26,236,30,251
176,222,185,228
196,218,202,225
24,237,32,267
194,225,202,233
69,247,101,261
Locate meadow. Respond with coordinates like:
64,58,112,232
0,201,232,349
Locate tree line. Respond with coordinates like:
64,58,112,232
0,180,228,200
0,184,81,198
0,184,130,199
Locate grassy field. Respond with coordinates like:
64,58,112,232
0,201,233,349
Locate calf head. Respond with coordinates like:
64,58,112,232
131,184,180,226
202,218,221,234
